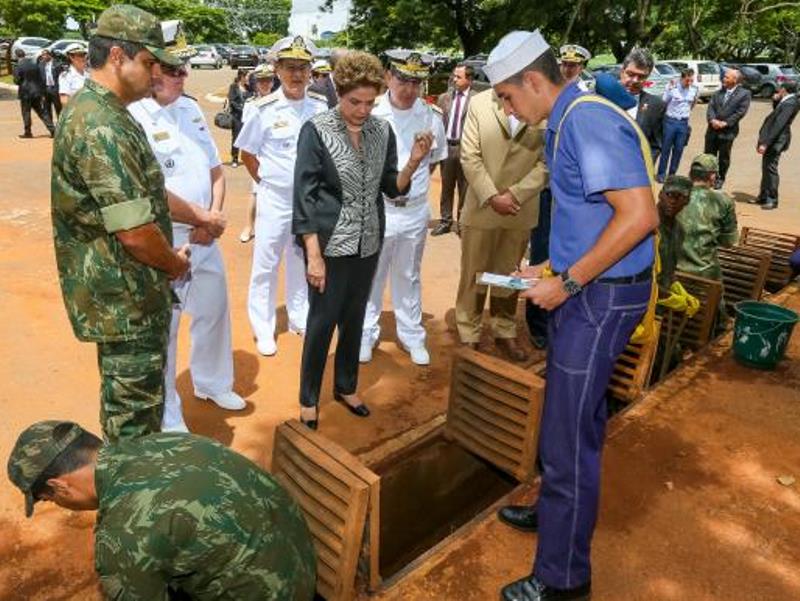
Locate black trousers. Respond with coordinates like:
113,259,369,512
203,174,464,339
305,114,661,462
230,116,243,162
20,96,54,136
43,86,62,121
759,148,781,203
299,253,379,408
703,130,734,181
439,142,467,225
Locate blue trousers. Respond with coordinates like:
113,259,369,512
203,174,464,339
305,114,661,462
534,279,650,588
657,117,690,179
525,189,552,341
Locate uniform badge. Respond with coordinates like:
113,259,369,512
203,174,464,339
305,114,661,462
164,158,175,169
153,131,170,142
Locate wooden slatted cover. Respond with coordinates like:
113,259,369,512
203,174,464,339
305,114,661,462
661,272,723,350
608,319,661,403
446,348,545,483
719,245,771,306
739,227,800,291
272,420,380,601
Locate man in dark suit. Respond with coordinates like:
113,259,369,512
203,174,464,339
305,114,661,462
756,81,799,210
12,48,55,138
705,68,751,189
309,59,337,107
38,49,63,122
432,63,476,236
619,47,666,161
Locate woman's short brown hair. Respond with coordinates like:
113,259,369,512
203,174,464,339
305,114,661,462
333,51,385,96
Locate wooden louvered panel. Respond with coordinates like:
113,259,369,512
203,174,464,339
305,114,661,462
607,319,662,403
719,246,771,306
660,272,723,350
739,227,800,291
272,420,380,601
446,348,545,483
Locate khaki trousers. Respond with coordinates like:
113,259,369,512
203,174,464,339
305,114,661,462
456,225,530,343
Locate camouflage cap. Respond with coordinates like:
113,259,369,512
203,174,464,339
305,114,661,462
7,421,86,517
663,175,693,197
691,153,719,173
93,4,183,67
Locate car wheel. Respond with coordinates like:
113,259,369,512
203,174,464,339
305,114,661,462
759,84,775,98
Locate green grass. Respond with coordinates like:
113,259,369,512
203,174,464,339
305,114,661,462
0,74,13,84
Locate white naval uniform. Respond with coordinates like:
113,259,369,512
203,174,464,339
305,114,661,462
362,94,447,351
234,88,327,349
129,95,234,430
58,66,87,99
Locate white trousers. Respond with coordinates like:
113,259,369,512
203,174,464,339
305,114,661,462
248,185,308,345
362,198,430,349
164,237,234,429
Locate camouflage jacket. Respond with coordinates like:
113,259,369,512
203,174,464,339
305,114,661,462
657,217,685,294
51,78,172,343
676,186,738,280
94,433,317,600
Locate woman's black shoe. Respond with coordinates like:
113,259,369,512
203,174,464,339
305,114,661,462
334,392,370,417
300,418,318,430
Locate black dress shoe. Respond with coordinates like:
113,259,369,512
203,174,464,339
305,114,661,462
761,200,778,210
431,222,451,236
501,574,590,601
334,392,370,417
19,133,33,139
498,504,538,532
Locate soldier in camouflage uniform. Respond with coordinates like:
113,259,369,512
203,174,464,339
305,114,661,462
51,5,191,442
656,175,692,295
7,420,317,600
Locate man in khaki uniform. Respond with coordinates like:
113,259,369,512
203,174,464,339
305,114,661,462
457,88,548,361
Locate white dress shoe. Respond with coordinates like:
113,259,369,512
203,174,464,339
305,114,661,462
256,338,277,356
359,342,375,363
195,390,247,411
404,345,431,366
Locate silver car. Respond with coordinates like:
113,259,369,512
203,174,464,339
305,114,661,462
10,36,51,61
744,63,799,97
189,44,223,69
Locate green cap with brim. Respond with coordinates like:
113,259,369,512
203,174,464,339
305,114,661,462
691,153,719,174
662,175,693,197
93,4,183,67
7,421,86,517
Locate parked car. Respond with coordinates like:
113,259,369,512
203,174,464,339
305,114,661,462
589,63,674,96
665,60,721,101
190,44,223,69
229,45,259,69
719,63,763,95
10,36,51,61
212,44,232,64
743,63,799,97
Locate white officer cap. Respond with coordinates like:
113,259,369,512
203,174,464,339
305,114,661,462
161,20,197,59
312,59,331,73
560,44,592,64
484,30,550,85
252,63,275,79
64,42,87,55
271,35,317,62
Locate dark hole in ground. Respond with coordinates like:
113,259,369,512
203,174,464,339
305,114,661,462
374,433,516,579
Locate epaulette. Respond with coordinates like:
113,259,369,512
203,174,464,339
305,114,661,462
307,90,327,103
429,102,443,115
254,91,280,108
181,93,197,102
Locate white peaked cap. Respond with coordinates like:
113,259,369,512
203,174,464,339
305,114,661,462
484,30,551,85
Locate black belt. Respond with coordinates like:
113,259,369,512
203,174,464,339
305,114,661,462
596,267,652,285
447,139,461,145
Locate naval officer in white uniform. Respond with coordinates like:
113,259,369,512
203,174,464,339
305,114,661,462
235,35,328,356
129,21,246,432
360,50,447,366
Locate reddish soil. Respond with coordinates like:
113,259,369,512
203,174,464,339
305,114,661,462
1,71,799,600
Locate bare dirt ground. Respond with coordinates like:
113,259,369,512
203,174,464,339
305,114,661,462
1,69,799,600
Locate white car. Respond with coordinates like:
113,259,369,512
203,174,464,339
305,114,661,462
189,45,223,69
665,60,721,101
10,36,51,61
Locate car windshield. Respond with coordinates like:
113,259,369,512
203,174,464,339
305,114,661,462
27,38,50,47
196,45,211,51
655,63,678,75
698,62,718,75
235,46,254,52
780,65,798,75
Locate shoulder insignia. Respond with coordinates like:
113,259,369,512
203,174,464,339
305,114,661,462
254,91,280,108
181,93,197,102
429,103,443,115
307,90,327,103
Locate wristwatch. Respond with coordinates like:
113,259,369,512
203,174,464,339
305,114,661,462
560,269,583,297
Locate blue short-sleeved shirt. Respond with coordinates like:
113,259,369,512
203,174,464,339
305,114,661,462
545,82,654,279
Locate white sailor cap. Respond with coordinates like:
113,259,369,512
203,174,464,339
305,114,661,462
271,35,317,62
484,30,551,85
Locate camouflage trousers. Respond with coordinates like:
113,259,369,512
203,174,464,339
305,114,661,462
96,330,168,443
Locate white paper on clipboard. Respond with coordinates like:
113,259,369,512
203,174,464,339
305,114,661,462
476,272,538,290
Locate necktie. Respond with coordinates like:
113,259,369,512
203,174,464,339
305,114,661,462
724,90,732,104
450,92,463,140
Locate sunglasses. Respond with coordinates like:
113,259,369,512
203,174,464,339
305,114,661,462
162,66,188,78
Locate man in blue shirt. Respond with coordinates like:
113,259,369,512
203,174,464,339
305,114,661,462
484,31,659,601
658,68,698,181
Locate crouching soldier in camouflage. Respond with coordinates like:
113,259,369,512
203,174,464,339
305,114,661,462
7,420,317,600
51,5,192,442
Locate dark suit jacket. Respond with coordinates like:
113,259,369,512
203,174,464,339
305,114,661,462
308,75,337,108
38,60,61,91
437,87,475,140
706,86,752,139
758,95,800,153
635,91,666,155
13,58,45,100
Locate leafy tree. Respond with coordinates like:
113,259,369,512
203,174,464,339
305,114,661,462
0,0,71,39
207,0,291,39
251,31,281,46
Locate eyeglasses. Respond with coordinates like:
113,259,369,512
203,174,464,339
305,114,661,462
162,66,188,78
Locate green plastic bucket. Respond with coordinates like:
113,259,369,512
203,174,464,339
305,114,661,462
733,300,799,370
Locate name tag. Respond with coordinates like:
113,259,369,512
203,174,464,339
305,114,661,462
273,120,289,129
153,131,170,142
